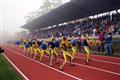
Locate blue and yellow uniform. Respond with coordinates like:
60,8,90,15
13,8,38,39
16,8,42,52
23,42,30,55
54,41,60,63
32,42,41,60
40,41,50,62
16,40,21,45
71,38,77,59
28,41,33,54
82,34,91,63
19,39,24,49
59,37,74,70
48,40,56,66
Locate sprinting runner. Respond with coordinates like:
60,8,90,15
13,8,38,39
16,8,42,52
48,38,56,66
23,41,30,56
15,40,21,45
32,40,41,60
59,36,74,70
82,33,91,64
53,38,60,64
27,39,34,57
19,38,24,49
40,40,49,62
71,36,77,60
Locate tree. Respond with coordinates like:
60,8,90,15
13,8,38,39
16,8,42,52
25,0,64,23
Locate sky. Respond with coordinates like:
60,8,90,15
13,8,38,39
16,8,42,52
0,0,70,43
1,0,44,33
0,0,45,43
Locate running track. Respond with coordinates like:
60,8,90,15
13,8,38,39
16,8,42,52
2,44,120,80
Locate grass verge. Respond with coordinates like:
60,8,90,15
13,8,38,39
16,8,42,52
0,53,23,80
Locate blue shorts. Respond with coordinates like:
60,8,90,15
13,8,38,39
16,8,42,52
40,44,47,50
25,44,30,48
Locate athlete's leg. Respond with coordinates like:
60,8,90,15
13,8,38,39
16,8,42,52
44,49,50,55
49,48,54,66
20,44,24,49
39,49,50,62
84,46,90,63
33,49,37,60
72,46,77,59
65,50,75,66
59,50,67,70
23,46,26,54
40,50,44,62
29,47,33,57
26,48,30,56
71,46,77,64
36,48,42,54
54,48,59,63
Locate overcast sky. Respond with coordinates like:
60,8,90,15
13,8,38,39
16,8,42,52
1,0,44,34
1,0,70,34
0,0,45,43
0,0,70,43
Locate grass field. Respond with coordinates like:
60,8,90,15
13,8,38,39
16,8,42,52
0,53,22,80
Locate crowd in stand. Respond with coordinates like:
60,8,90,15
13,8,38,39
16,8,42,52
31,13,120,39
21,12,120,56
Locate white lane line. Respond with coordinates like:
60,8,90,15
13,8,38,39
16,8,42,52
78,53,120,60
8,45,120,65
76,56,120,65
44,55,120,76
58,53,120,65
4,44,120,60
2,53,29,80
6,46,120,76
5,47,82,80
69,60,120,76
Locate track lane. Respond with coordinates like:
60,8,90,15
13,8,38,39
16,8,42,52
76,53,120,64
8,45,120,74
4,47,81,80
4,45,120,80
12,45,120,64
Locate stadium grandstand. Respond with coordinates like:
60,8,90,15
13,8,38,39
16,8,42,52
1,0,120,80
21,0,120,38
20,0,120,55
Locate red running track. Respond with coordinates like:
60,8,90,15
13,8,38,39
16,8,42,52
2,44,120,80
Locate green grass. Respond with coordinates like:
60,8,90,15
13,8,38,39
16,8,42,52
0,53,23,80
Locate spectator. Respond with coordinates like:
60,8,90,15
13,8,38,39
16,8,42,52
105,33,113,56
98,31,105,52
93,28,97,37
